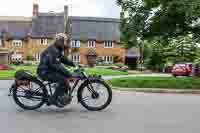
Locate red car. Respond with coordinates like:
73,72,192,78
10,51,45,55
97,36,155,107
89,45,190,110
0,64,12,70
172,63,193,77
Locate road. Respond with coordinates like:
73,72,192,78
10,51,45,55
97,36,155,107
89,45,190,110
0,80,200,133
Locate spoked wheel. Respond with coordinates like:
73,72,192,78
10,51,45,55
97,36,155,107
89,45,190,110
78,80,112,111
12,81,47,110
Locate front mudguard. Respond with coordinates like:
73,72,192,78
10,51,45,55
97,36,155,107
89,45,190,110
77,77,106,103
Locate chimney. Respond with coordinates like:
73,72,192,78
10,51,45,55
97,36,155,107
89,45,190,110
64,6,70,34
64,6,68,16
33,3,39,17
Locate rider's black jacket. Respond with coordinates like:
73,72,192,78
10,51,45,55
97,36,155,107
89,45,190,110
37,44,75,77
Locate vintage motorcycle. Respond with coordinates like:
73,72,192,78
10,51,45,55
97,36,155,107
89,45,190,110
8,65,112,111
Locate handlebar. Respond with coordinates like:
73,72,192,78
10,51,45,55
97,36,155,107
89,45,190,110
73,65,102,79
73,64,85,73
74,64,83,70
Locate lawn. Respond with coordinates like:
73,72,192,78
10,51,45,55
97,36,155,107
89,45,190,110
85,68,128,76
0,65,128,79
109,77,200,90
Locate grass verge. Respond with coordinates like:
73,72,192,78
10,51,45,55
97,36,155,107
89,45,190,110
108,76,200,90
0,65,128,79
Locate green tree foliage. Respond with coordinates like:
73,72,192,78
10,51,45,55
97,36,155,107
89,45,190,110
26,50,34,61
117,0,200,41
119,0,151,47
117,0,199,70
164,34,197,63
146,40,165,71
26,55,34,61
146,35,196,70
194,49,200,64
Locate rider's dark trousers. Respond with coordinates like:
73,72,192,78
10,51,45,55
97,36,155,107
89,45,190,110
43,72,70,97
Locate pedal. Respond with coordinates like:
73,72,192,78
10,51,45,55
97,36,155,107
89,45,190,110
46,98,52,106
63,96,72,105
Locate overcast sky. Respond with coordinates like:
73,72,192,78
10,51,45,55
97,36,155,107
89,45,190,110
0,0,120,18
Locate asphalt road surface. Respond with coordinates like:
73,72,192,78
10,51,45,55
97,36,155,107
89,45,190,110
0,80,200,133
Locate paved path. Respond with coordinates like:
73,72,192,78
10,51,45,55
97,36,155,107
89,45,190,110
103,73,171,80
0,80,200,133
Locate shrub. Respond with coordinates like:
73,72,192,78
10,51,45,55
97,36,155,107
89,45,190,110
26,55,34,61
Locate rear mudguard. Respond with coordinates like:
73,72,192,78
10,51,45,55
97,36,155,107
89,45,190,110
77,77,106,103
8,78,44,96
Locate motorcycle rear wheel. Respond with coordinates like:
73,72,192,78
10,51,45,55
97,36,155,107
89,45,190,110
12,81,47,110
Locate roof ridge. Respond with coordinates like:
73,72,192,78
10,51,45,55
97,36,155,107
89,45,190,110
70,16,120,23
0,16,32,22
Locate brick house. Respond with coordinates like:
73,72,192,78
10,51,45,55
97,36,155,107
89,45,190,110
0,17,32,64
0,3,138,65
0,4,125,65
0,47,11,64
31,11,125,64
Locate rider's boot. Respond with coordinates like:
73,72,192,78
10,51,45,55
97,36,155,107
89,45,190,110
48,87,65,108
49,95,65,108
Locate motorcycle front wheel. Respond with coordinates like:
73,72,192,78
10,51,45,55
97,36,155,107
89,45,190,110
78,80,112,111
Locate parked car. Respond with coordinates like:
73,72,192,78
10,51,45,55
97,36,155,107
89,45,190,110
0,64,12,70
171,63,193,77
163,65,173,73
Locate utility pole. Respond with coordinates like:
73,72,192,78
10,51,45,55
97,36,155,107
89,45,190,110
137,37,143,71
64,4,72,57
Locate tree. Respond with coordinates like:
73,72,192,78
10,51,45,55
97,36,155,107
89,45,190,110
195,49,200,64
165,34,197,63
26,50,33,61
146,39,165,71
27,54,34,61
117,0,200,71
118,0,153,70
146,34,197,71
117,0,200,41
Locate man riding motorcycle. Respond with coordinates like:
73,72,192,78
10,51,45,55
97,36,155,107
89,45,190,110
37,33,75,107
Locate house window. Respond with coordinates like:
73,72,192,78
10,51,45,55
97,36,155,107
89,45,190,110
71,40,80,48
40,39,48,45
104,41,113,48
71,54,80,63
11,54,22,61
35,53,40,61
102,56,113,64
88,40,96,48
12,40,22,47
0,39,2,46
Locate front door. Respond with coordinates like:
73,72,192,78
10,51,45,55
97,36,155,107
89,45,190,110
0,54,9,64
125,57,137,69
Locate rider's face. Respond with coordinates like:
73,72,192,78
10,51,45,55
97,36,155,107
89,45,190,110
55,38,65,49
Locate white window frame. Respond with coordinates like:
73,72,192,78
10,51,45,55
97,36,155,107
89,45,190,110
102,56,113,64
104,41,113,48
12,40,23,47
40,39,48,45
11,53,22,61
71,40,80,48
71,54,80,63
35,53,40,61
88,40,96,48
